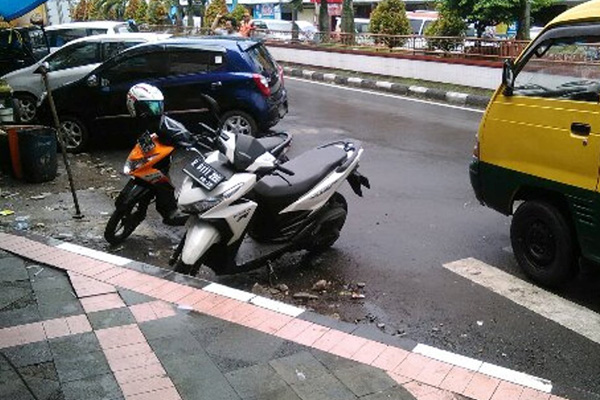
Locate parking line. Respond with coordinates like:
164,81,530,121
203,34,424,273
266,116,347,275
443,257,600,345
286,76,485,113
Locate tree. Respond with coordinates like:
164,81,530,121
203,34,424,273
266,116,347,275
318,0,330,42
290,0,303,41
444,0,554,39
340,0,354,44
136,0,148,24
95,0,127,20
369,0,411,48
147,0,168,25
229,4,247,25
71,0,89,21
425,2,466,51
203,0,227,28
124,0,141,20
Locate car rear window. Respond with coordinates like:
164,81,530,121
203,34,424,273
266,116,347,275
169,50,225,75
47,29,88,47
245,44,277,76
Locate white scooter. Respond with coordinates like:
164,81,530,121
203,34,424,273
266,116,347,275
169,131,370,276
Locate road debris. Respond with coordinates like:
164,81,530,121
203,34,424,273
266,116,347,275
14,216,30,230
293,292,319,300
312,279,330,291
351,293,366,300
30,193,51,200
0,209,14,216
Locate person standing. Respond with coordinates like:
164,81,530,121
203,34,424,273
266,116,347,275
239,12,254,37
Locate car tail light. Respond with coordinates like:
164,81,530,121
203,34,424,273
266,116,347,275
253,74,271,97
278,64,284,86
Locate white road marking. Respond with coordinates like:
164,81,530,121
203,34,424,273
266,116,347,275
203,282,256,302
56,242,131,266
323,73,336,82
409,85,428,94
348,77,363,84
413,343,482,371
479,362,552,393
443,258,600,345
250,296,305,317
414,343,552,393
376,81,393,89
286,77,484,113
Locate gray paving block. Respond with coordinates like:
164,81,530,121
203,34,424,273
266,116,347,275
1,341,53,367
139,315,191,341
246,385,302,400
87,307,135,330
35,289,83,319
17,361,58,382
225,364,289,399
0,257,29,282
189,316,232,348
54,350,111,383
333,364,396,397
61,373,123,400
148,331,204,358
0,368,36,400
271,340,307,360
30,268,71,292
162,352,241,400
310,349,359,373
208,353,258,374
290,373,358,400
361,386,417,400
22,376,61,400
207,324,284,364
0,285,31,310
390,83,409,95
49,332,101,358
117,288,154,306
269,351,331,385
426,88,447,101
0,303,41,329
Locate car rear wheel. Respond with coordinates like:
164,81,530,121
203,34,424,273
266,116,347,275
220,110,258,137
59,117,89,153
15,94,37,123
510,200,576,288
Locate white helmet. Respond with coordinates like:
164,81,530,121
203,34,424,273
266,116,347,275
126,83,164,118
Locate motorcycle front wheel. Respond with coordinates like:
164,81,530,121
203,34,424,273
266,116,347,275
104,200,149,245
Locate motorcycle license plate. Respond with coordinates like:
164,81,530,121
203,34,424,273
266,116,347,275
137,132,155,154
183,158,225,191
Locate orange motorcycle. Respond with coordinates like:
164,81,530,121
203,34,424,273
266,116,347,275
104,120,291,245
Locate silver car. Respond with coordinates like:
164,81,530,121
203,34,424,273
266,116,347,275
2,32,170,122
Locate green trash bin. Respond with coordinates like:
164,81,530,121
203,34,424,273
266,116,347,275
18,127,57,183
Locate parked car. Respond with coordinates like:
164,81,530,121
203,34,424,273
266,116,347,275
251,19,315,42
38,37,288,152
0,26,50,77
406,11,438,36
3,32,170,123
45,21,135,52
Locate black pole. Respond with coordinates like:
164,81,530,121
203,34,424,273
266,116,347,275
39,65,83,219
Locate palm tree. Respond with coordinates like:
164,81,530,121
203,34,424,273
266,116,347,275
96,0,127,20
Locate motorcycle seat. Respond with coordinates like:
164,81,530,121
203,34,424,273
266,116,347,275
256,136,284,152
254,146,347,202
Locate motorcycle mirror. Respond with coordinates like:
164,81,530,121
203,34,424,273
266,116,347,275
33,61,50,75
201,94,221,124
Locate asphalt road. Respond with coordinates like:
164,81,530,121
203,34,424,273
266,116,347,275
91,78,600,399
270,79,600,399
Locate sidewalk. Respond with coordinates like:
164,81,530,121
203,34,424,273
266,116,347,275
0,231,565,400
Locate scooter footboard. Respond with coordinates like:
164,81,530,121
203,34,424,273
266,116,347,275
181,216,221,266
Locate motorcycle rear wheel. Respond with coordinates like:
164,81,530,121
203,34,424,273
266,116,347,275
306,193,348,253
104,201,148,245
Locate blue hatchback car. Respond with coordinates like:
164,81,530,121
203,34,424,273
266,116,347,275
40,37,288,152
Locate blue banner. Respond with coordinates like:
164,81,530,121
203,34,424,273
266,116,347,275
0,0,47,21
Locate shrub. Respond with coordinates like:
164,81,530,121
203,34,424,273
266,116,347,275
425,3,466,52
369,0,411,48
204,0,228,28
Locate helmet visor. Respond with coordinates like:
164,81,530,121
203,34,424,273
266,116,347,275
146,100,164,116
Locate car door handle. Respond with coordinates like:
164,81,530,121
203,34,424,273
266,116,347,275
211,81,222,89
571,122,591,137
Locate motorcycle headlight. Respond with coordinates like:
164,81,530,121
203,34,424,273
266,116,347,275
179,183,245,214
180,197,221,214
123,156,156,175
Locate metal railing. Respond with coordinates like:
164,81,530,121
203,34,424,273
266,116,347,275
142,25,531,62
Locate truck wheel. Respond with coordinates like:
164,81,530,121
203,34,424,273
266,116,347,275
510,201,576,288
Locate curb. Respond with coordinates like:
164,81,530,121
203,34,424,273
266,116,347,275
0,230,564,398
284,66,491,108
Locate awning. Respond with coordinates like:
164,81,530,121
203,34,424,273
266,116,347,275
0,0,47,21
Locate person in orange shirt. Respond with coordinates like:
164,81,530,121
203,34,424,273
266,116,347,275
239,12,254,37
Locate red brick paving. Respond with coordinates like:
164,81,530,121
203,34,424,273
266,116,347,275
462,372,501,400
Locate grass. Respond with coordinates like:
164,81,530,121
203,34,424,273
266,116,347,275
281,61,495,98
